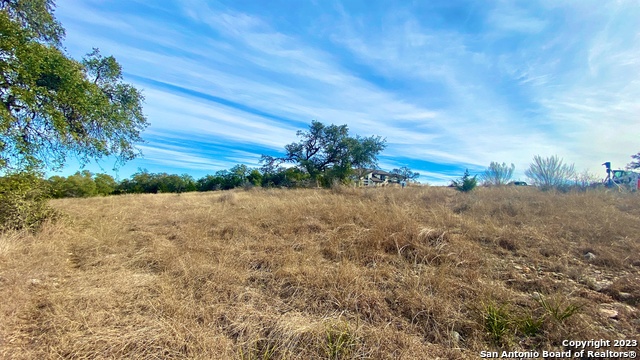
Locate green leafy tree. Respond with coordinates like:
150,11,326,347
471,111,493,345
94,172,117,196
115,171,197,194
260,166,309,188
262,120,385,186
197,174,223,191
156,173,196,193
525,155,575,190
451,169,477,192
1,0,146,229
481,162,515,186
391,166,420,182
47,170,96,198
128,169,151,193
1,2,148,171
115,178,135,194
180,174,197,192
247,169,262,186
48,171,116,198
65,170,96,197
47,174,65,198
0,0,64,45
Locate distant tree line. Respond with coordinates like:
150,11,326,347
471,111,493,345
41,165,318,198
33,153,616,199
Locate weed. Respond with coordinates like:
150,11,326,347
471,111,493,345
238,339,279,360
517,312,545,337
325,321,358,360
483,302,512,346
537,295,583,322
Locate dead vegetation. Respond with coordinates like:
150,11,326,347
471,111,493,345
1,186,639,359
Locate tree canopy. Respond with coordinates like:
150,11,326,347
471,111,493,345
391,166,420,182
261,120,386,185
451,169,477,192
0,0,147,172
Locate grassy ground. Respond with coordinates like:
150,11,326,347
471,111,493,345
1,186,639,359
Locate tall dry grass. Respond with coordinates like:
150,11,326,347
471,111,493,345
1,186,638,359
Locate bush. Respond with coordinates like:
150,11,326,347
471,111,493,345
525,155,575,190
94,173,118,196
0,171,57,232
481,162,515,186
48,171,119,198
451,169,477,192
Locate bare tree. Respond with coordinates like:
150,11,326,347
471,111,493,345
481,162,515,186
572,169,600,188
525,155,575,190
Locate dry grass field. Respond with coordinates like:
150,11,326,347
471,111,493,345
1,186,639,359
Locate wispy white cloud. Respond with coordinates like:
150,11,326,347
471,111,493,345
53,0,640,184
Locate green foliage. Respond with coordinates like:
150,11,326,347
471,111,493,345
517,312,545,337
451,169,477,192
536,295,583,323
481,298,581,346
483,302,512,346
525,155,576,190
48,170,117,198
60,170,95,197
391,166,420,182
262,120,385,187
93,172,117,195
195,165,263,191
0,0,64,45
259,165,310,188
479,295,582,347
0,3,148,172
481,162,515,186
0,170,56,231
247,169,262,186
1,0,146,230
115,170,197,194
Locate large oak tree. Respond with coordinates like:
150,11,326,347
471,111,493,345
261,120,386,185
0,0,147,172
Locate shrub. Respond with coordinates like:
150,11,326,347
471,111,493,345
525,155,575,190
481,162,515,186
0,171,57,232
451,169,477,192
94,173,118,196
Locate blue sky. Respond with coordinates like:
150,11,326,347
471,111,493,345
52,0,640,184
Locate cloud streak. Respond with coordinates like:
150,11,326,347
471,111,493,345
51,0,640,184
